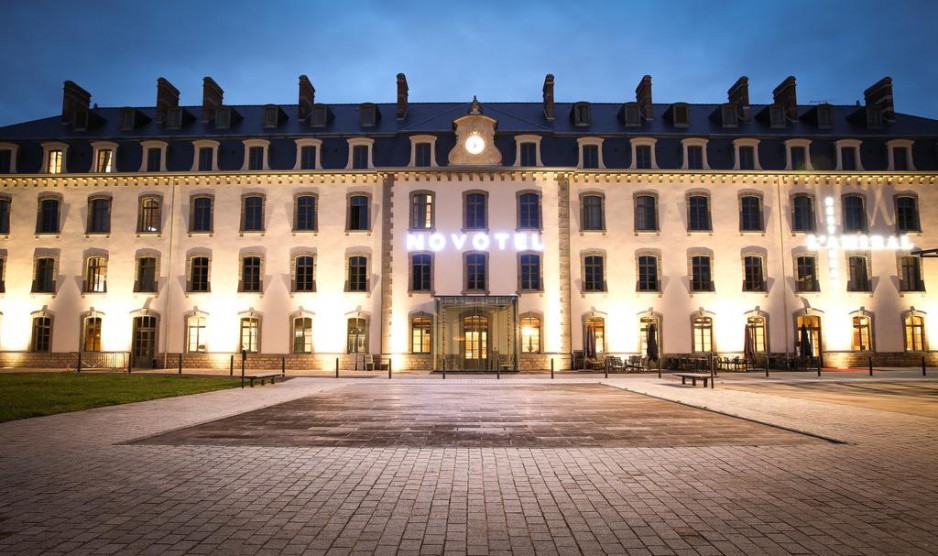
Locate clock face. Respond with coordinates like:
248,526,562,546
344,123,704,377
465,134,485,155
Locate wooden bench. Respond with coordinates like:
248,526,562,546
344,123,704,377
674,372,711,387
245,373,281,387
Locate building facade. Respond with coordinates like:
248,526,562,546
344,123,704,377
0,74,936,371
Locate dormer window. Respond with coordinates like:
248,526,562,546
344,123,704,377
672,103,689,127
817,104,832,129
721,104,738,128
769,105,786,128
360,103,378,128
785,139,813,171
630,138,658,170
293,138,323,171
623,103,641,127
681,138,709,170
191,140,219,172
577,137,604,169
0,143,16,174
91,141,118,173
835,139,863,171
346,138,374,170
887,139,915,171
41,142,69,174
73,109,89,131
514,135,542,167
311,105,329,128
166,108,182,130
241,139,270,172
139,140,168,172
733,138,761,171
573,102,591,127
120,108,136,131
263,106,281,129
215,107,231,129
866,106,883,130
409,135,437,168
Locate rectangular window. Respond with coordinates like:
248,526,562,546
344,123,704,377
82,317,102,352
214,109,230,130
293,317,313,354
690,255,713,292
347,256,368,292
96,150,114,173
465,253,487,292
583,255,605,292
464,193,486,230
31,317,52,352
792,196,815,232
146,148,161,172
687,196,711,231
739,196,763,232
33,258,55,293
137,197,161,233
634,195,657,231
410,254,432,292
0,198,10,234
240,318,259,353
191,197,213,233
294,196,317,231
738,146,754,170
248,146,264,170
721,105,737,128
905,315,925,352
300,145,317,170
769,105,785,128
311,106,328,128
852,316,872,351
520,142,537,166
790,146,806,170
187,316,206,353
519,253,541,291
189,257,210,293
518,193,541,230
899,256,925,292
48,150,63,174
847,255,871,292
841,147,857,171
87,198,111,234
795,256,819,292
414,143,432,167
348,196,370,231
411,316,432,354
574,103,591,126
0,257,5,292
0,149,13,173
692,317,713,352
895,196,920,233
264,107,280,129
842,196,868,233
893,147,909,171
581,195,604,231
411,193,433,229
241,196,264,232
135,257,157,293
521,316,541,353
635,145,652,169
817,105,832,129
582,145,599,169
747,317,767,354
352,145,369,169
637,255,659,292
37,198,60,234
84,257,107,293
687,146,703,170
742,256,765,292
120,109,136,131
293,255,316,292
198,147,213,171
240,256,262,292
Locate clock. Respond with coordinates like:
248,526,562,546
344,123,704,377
465,133,485,155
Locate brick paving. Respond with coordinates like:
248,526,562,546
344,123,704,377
1,374,937,555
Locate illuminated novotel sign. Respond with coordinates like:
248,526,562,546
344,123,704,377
406,232,544,252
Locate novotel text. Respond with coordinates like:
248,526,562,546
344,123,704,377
406,232,544,252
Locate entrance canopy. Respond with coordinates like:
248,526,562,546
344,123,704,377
435,296,518,371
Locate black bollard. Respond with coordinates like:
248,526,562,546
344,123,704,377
710,357,715,389
335,357,339,378
178,353,182,374
229,355,234,377
127,352,132,374
923,355,927,377
388,358,392,380
442,365,446,380
281,355,286,378
868,355,873,377
77,352,82,373
551,358,554,380
497,364,500,380
604,359,608,379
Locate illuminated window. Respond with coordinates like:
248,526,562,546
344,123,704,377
294,195,317,232
411,193,434,229
0,257,5,292
137,196,162,233
347,318,367,354
895,196,920,233
639,316,660,355
796,315,822,358
188,256,210,293
635,195,657,231
847,255,871,292
186,315,206,353
240,256,263,293
410,253,432,292
82,316,102,352
520,315,542,353
690,255,713,292
293,317,312,354
465,253,487,292
687,195,711,231
899,256,924,292
36,197,60,234
852,316,872,351
795,255,819,292
84,256,108,293
190,197,213,233
464,193,487,230
518,193,541,230
293,255,316,292
519,253,541,292
581,194,604,231
87,197,111,234
95,149,114,173
904,315,925,352
585,317,605,356
583,254,605,292
742,255,765,292
842,195,868,233
240,317,260,353
31,316,52,352
637,255,659,292
747,316,767,353
347,255,368,292
32,257,56,293
135,256,157,293
692,316,713,353
348,195,370,231
241,196,264,232
48,150,64,174
411,315,432,354
791,195,816,232
739,196,763,232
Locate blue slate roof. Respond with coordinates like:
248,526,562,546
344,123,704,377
2,100,938,172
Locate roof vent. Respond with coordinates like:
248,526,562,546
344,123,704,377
298,75,316,121
772,76,798,121
727,76,750,122
396,73,408,121
635,75,653,121
156,77,180,124
201,77,224,123
542,74,555,122
864,77,894,124
61,81,91,127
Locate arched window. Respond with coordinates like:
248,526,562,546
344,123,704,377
520,315,542,354
137,196,162,233
84,256,108,293
904,314,925,352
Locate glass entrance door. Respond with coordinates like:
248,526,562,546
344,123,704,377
132,315,158,368
463,314,489,370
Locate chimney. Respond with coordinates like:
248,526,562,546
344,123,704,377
864,77,895,122
635,75,653,120
727,76,751,121
201,77,224,123
396,73,409,120
298,75,315,121
155,77,180,124
61,81,91,125
772,76,798,121
542,74,555,121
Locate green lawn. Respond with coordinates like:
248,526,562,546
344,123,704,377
0,373,241,423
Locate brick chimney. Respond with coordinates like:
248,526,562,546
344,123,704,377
772,76,798,121
864,77,895,122
155,77,180,124
635,75,653,120
201,77,224,123
298,75,315,121
61,81,91,124
396,73,409,120
727,76,751,121
542,74,555,121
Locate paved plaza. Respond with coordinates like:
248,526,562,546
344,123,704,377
1,372,937,555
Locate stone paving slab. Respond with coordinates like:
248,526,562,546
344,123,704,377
1,375,937,555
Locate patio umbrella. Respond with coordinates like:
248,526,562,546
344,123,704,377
798,324,812,358
585,326,596,360
646,324,659,361
744,324,755,361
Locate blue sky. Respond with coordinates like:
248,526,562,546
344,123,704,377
1,0,936,126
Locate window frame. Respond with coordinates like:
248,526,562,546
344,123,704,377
514,135,542,167
293,194,318,232
346,138,374,170
410,191,435,230
137,195,163,234
30,315,53,352
898,254,925,292
636,252,660,293
785,139,813,171
240,315,261,353
687,194,712,232
239,254,264,293
580,193,605,232
191,140,219,172
851,314,873,352
517,191,542,231
189,195,214,234
292,253,317,293
795,254,820,292
835,139,863,171
186,313,208,353
134,254,159,293
347,194,371,232
681,138,709,170
691,315,714,353
791,194,816,233
83,254,108,294
346,254,370,293
582,252,606,293
738,194,764,232
520,314,542,354
41,142,68,174
518,251,542,293
187,254,211,293
577,137,604,169
841,194,869,233
903,313,926,352
91,141,118,173
846,253,872,292
240,194,266,233
894,195,921,233
0,142,19,174
241,139,270,172
410,314,433,354
32,255,57,294
293,138,323,171
887,139,915,171
36,195,61,235
463,191,488,231
742,254,766,292
409,252,433,293
408,135,437,168
86,196,112,235
138,140,167,172
292,316,313,354
732,138,761,171
689,253,714,292
464,252,489,294
630,137,658,170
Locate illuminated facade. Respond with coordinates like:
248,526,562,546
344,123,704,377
0,74,936,370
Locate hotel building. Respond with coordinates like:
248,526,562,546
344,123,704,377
0,74,935,371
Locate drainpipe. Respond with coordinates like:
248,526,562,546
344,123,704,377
161,175,178,368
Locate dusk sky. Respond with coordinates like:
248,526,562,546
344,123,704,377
1,0,936,127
